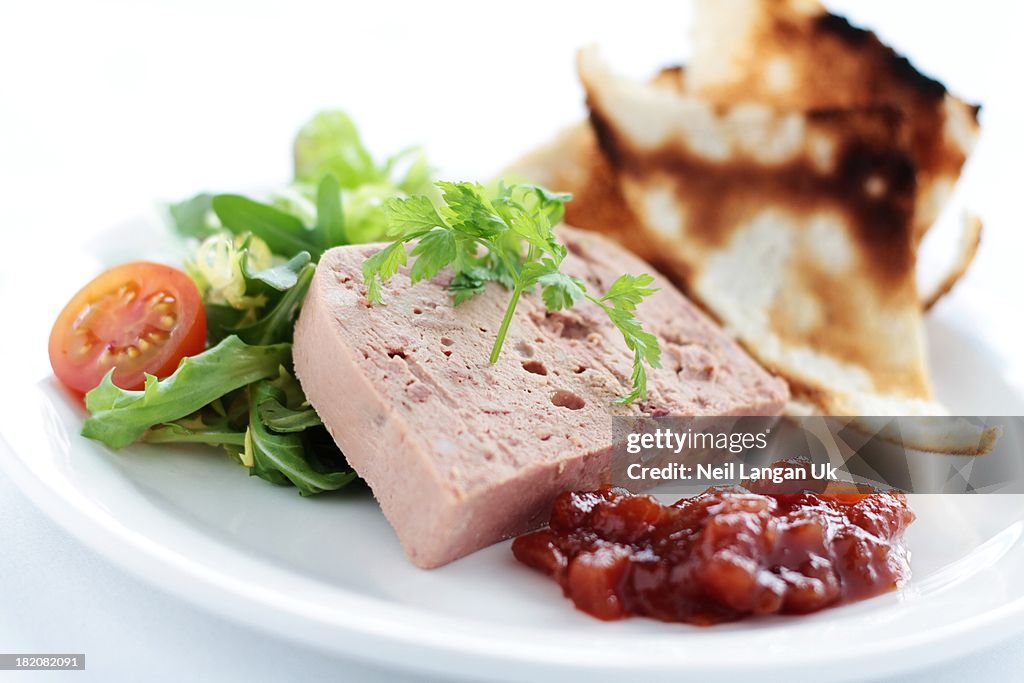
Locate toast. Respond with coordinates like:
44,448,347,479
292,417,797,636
505,2,982,416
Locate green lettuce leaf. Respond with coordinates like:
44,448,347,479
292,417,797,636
241,250,312,293
293,111,380,188
257,397,322,433
142,422,246,448
314,173,346,248
246,381,355,495
232,263,315,345
168,193,217,238
388,147,434,196
212,194,322,260
82,336,291,449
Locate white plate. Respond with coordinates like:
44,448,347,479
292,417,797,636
3,210,1024,682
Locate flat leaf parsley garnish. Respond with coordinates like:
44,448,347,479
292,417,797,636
362,182,662,404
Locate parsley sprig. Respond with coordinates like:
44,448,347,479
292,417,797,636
362,181,662,404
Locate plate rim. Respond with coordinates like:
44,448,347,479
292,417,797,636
4,428,1024,683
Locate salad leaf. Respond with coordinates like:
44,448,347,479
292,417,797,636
314,173,346,248
188,233,274,311
82,336,291,449
142,421,246,447
388,147,434,196
212,194,323,260
293,111,380,188
246,381,355,495
267,365,307,408
203,303,249,345
257,397,322,433
233,263,315,345
342,183,402,243
241,250,312,293
269,184,318,226
168,193,217,238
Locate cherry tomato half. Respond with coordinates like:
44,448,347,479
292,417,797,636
48,262,207,393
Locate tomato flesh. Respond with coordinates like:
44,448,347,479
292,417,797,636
49,262,207,393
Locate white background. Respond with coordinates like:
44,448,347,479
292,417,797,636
1,1,1022,680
